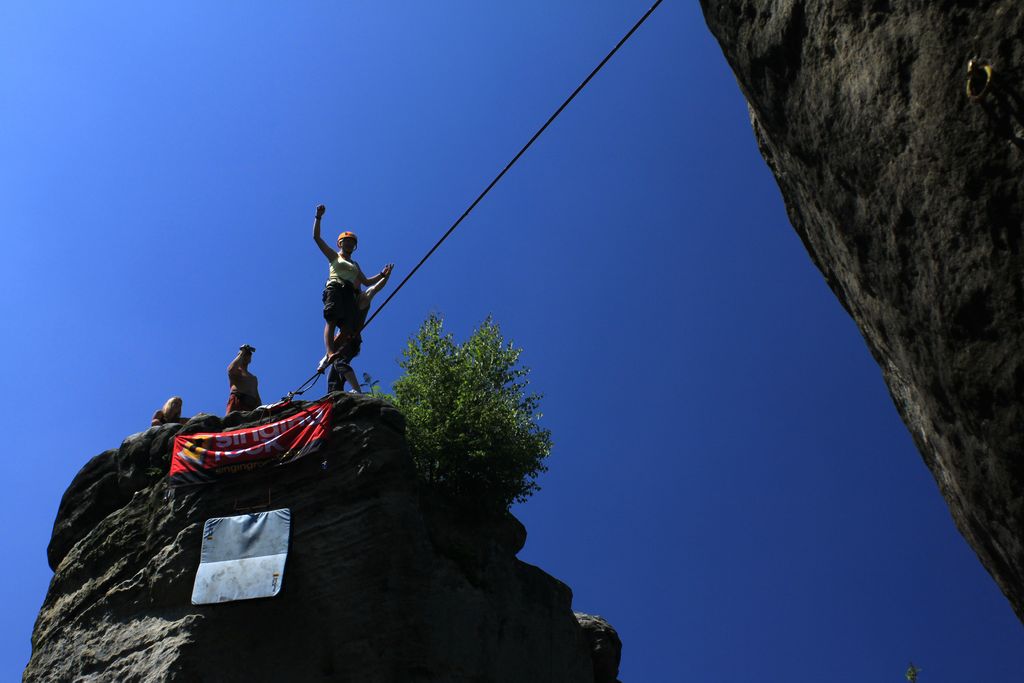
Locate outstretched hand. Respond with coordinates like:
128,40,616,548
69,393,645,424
380,263,394,279
315,204,326,219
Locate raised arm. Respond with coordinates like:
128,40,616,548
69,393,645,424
312,204,335,261
227,351,246,380
359,267,377,287
361,263,394,287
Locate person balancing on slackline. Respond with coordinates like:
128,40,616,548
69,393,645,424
312,203,393,365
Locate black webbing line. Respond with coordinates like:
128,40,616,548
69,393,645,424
361,0,664,331
283,367,324,402
285,0,664,401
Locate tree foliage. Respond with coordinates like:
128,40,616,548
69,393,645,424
389,314,551,514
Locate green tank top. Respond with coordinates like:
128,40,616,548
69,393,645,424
328,256,359,286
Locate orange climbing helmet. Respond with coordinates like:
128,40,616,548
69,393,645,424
337,231,358,245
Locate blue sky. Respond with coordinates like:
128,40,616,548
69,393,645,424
2,2,1021,681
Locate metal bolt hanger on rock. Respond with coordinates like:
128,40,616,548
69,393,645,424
967,57,994,102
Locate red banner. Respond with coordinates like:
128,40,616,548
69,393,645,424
169,399,333,486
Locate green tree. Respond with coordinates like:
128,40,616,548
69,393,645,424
389,314,551,514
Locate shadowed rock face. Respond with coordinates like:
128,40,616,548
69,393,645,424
27,394,606,682
701,1,1024,619
575,613,622,683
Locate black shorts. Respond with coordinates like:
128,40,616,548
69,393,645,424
322,280,359,330
327,359,354,393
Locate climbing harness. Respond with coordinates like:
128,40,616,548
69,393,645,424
282,0,665,400
967,58,993,102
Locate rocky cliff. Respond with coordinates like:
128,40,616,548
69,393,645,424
701,2,1024,618
26,394,621,682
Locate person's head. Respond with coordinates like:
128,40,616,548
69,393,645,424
337,231,358,254
162,396,183,419
239,344,255,362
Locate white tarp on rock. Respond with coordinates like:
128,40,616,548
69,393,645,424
191,508,291,605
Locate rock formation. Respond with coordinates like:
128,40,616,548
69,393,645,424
575,613,623,683
701,1,1024,618
26,394,618,682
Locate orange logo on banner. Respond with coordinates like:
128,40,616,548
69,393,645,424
169,400,333,486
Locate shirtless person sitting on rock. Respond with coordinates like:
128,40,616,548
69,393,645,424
226,344,261,414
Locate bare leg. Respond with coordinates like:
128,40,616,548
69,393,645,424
324,322,337,356
343,367,362,392
332,328,353,353
358,270,391,311
326,327,357,365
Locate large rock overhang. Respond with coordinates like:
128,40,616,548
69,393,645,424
701,1,1024,619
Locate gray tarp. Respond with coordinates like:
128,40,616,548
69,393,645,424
191,508,291,605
